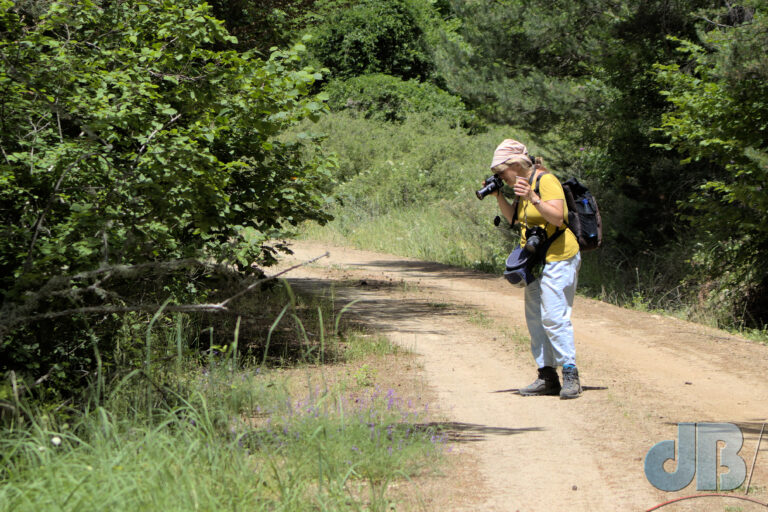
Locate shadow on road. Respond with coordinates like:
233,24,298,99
409,421,545,443
285,276,468,336
492,386,609,395
342,259,494,281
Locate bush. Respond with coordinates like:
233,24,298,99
325,73,475,127
653,3,768,328
306,0,433,80
293,112,547,270
0,1,334,385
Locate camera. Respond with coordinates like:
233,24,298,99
524,226,548,254
476,174,504,200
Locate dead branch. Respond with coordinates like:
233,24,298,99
218,251,329,307
697,15,733,29
1,258,217,324
0,251,329,334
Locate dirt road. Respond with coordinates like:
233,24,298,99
279,240,768,511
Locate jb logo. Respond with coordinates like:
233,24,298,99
644,423,746,492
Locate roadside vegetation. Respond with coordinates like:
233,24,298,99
0,3,446,508
1,282,445,511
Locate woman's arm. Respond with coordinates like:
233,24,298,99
530,195,565,227
495,192,517,225
513,174,565,227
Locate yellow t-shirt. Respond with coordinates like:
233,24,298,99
516,172,580,262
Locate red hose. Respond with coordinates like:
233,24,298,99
646,493,768,511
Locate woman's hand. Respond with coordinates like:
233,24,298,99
482,178,501,197
513,176,534,200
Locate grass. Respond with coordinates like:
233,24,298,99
464,310,529,353
302,203,512,273
465,310,494,330
0,283,445,512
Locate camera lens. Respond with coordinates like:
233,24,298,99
524,227,547,254
476,175,501,200
525,235,539,253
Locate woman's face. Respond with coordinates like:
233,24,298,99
494,162,526,185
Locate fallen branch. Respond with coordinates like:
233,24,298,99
0,258,227,324
0,251,329,333
219,251,329,308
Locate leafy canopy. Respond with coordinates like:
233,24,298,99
0,0,335,378
305,0,433,80
324,73,471,126
654,3,768,322
0,0,334,297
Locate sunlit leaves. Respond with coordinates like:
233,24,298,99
653,4,768,321
0,1,334,299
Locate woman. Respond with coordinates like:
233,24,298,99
488,139,582,399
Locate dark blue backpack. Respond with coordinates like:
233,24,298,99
561,178,602,252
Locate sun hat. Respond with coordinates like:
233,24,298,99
491,139,532,170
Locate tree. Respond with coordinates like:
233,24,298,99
0,0,334,381
206,0,318,53
324,73,471,126
305,0,434,80
654,1,768,326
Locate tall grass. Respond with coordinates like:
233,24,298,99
0,284,444,511
1,373,441,511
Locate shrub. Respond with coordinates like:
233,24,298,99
306,0,433,80
0,1,334,385
292,112,543,270
654,3,768,328
324,73,474,127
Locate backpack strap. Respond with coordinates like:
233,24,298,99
532,172,570,239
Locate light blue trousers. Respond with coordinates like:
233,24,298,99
524,252,581,368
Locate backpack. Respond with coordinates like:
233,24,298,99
510,173,603,253
561,178,602,252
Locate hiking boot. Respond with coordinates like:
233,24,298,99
519,366,561,396
560,365,582,399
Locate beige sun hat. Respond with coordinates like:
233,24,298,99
490,139,532,169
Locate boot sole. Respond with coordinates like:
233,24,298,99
519,388,561,396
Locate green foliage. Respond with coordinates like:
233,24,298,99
293,0,768,332
653,3,768,326
422,0,768,330
206,0,319,52
435,0,615,129
296,112,543,270
0,1,335,381
324,73,473,126
305,0,433,80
